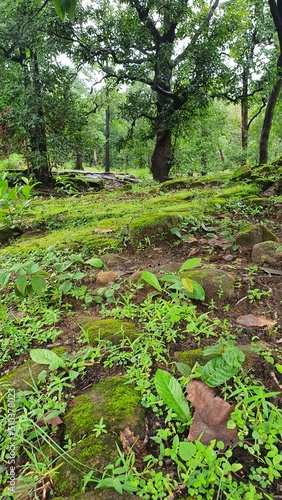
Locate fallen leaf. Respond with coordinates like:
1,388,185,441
223,254,234,262
37,414,63,427
120,427,146,459
94,228,113,233
188,248,200,256
186,380,238,446
236,314,277,327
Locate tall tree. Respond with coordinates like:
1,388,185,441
68,0,234,182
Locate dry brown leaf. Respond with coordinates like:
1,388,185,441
236,314,277,327
94,228,113,233
37,414,63,427
120,427,146,459
186,380,238,446
188,248,200,256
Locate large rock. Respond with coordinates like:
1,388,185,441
179,267,236,302
128,213,182,248
56,376,144,496
235,223,278,249
252,241,282,268
79,318,140,345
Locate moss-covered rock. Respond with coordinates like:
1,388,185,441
179,267,236,302
0,347,66,393
159,177,192,192
244,196,271,207
231,165,252,181
252,241,282,267
235,223,278,249
79,318,139,345
56,376,144,495
128,213,182,248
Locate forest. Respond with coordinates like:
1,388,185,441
0,1,282,499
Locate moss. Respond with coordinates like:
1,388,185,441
79,318,139,345
244,196,271,207
159,177,193,192
235,223,278,248
129,213,182,247
64,376,143,441
231,165,252,180
179,267,235,301
174,349,214,366
56,376,144,495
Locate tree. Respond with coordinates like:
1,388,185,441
66,0,238,182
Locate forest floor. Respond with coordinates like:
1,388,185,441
0,169,282,499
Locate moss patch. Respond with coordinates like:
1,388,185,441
79,318,139,345
129,213,182,247
57,376,144,495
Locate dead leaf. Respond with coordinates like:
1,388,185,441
223,254,234,262
236,314,277,327
188,247,200,257
120,427,146,459
94,228,113,233
37,414,63,427
186,380,238,446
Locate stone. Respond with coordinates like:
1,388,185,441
79,318,139,345
235,223,278,249
179,267,236,302
56,376,144,496
252,241,282,268
96,271,117,285
128,213,182,248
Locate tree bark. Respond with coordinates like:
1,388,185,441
75,152,84,170
151,127,172,182
259,76,282,164
27,50,52,184
105,103,110,172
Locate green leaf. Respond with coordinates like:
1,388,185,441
175,362,192,378
140,271,162,292
86,258,104,268
30,349,66,369
187,281,205,301
0,270,10,288
179,258,201,272
275,363,282,374
15,275,27,296
200,355,242,387
181,277,194,293
30,276,47,296
178,441,196,461
59,280,73,293
154,369,191,423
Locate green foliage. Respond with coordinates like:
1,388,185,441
154,369,191,424
0,175,37,229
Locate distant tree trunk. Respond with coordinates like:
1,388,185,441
241,66,248,162
259,77,282,164
105,103,110,172
75,152,84,170
28,50,51,184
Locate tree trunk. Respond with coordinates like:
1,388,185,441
151,127,172,182
75,152,84,170
29,50,51,184
241,66,248,162
259,77,282,164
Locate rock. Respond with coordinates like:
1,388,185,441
128,213,182,248
78,318,139,345
235,223,278,249
56,376,144,496
231,165,252,180
0,227,23,245
96,271,117,285
252,241,282,268
159,177,192,191
179,267,236,302
0,347,66,393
